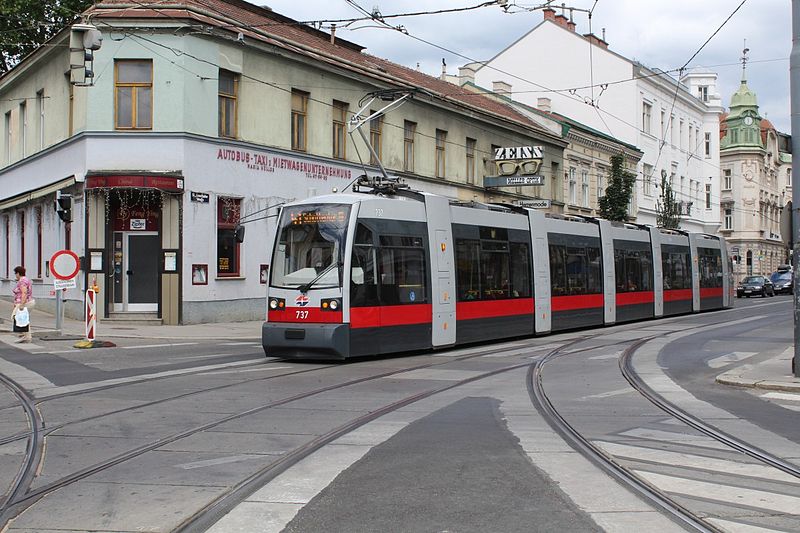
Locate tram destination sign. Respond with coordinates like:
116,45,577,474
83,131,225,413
483,174,545,187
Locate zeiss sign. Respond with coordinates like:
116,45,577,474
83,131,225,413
484,145,545,188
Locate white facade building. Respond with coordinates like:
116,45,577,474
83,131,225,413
470,7,723,233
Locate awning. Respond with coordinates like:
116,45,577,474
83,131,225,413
0,175,77,211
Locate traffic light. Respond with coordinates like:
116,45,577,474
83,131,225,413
69,24,103,86
55,191,72,223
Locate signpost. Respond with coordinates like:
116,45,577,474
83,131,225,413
50,250,80,334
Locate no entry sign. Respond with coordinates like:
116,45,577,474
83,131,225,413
50,250,81,280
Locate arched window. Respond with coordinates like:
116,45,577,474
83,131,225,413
746,250,753,276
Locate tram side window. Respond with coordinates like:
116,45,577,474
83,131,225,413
662,251,690,290
350,224,378,306
510,243,531,298
550,244,602,296
614,248,653,292
378,244,427,305
698,248,723,288
481,241,510,299
456,240,480,300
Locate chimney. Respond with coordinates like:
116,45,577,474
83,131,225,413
567,9,576,31
543,7,556,21
330,23,336,45
554,13,569,29
583,33,609,50
493,80,512,96
440,58,447,80
458,64,477,86
537,97,552,113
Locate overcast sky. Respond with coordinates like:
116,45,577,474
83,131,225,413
268,0,792,133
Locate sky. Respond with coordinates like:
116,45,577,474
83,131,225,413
267,0,792,133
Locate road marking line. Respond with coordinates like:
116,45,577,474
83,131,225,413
581,388,634,400
218,342,261,346
122,342,198,349
596,441,800,484
707,351,758,369
197,366,291,375
618,428,729,450
761,391,800,402
706,518,786,533
636,470,800,514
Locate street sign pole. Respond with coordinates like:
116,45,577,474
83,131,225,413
55,291,63,334
50,249,80,337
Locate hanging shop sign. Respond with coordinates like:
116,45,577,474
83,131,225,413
515,199,551,209
484,145,545,188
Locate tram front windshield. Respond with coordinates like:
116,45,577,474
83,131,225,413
271,204,351,289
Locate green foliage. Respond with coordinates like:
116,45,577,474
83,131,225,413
598,154,636,222
656,169,682,229
0,0,93,73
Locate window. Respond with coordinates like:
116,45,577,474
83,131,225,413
291,89,308,151
369,111,382,165
661,246,690,290
670,114,676,145
614,245,653,293
548,242,602,296
36,89,44,150
788,168,792,187
698,85,708,102
660,110,666,138
465,137,476,184
218,69,238,138
68,77,74,136
19,102,26,157
581,169,589,208
642,101,652,134
698,247,722,288
643,163,653,196
705,183,712,209
435,129,447,178
723,169,732,190
568,167,576,205
724,208,732,230
454,227,531,301
596,169,605,203
217,197,241,277
679,120,685,150
403,120,416,172
704,132,711,157
332,100,347,159
115,59,153,129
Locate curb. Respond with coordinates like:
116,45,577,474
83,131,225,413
715,373,800,393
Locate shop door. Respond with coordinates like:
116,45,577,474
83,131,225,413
126,233,159,312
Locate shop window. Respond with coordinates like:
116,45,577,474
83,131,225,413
115,60,152,129
291,89,308,151
217,197,241,277
218,69,238,138
4,216,8,277
36,207,42,278
18,210,25,268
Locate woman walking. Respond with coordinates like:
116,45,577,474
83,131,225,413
11,266,34,343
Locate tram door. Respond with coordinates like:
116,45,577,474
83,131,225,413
113,232,159,312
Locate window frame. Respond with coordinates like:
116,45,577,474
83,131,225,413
291,89,309,152
465,137,476,184
369,110,382,165
332,100,348,160
642,101,652,134
114,59,153,130
403,120,416,172
216,197,242,277
435,129,447,178
218,69,239,139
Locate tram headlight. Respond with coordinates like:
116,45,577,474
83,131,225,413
269,297,285,310
321,298,341,311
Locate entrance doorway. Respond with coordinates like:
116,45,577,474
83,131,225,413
113,232,159,312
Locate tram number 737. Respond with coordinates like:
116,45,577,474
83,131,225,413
295,310,309,320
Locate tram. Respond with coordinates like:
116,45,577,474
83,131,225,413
263,179,734,360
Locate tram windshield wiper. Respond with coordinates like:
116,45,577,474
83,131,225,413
298,261,342,293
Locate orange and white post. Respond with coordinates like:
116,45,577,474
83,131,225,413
85,288,96,341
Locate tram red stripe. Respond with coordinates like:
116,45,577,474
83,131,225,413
551,294,604,312
700,287,724,298
663,289,693,302
268,308,343,323
350,304,432,329
615,291,654,306
456,298,534,320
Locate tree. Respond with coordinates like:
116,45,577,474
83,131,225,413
656,169,682,229
598,154,636,222
0,0,93,74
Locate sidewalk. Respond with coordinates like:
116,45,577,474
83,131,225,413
716,346,800,393
0,298,263,341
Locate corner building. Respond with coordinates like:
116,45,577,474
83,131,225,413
0,0,566,323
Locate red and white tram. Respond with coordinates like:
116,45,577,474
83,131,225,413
263,184,733,360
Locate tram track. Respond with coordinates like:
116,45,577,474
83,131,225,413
529,310,797,533
0,335,587,528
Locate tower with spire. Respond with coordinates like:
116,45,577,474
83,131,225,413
721,46,763,149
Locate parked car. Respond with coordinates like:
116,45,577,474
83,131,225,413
770,270,794,294
736,275,775,298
